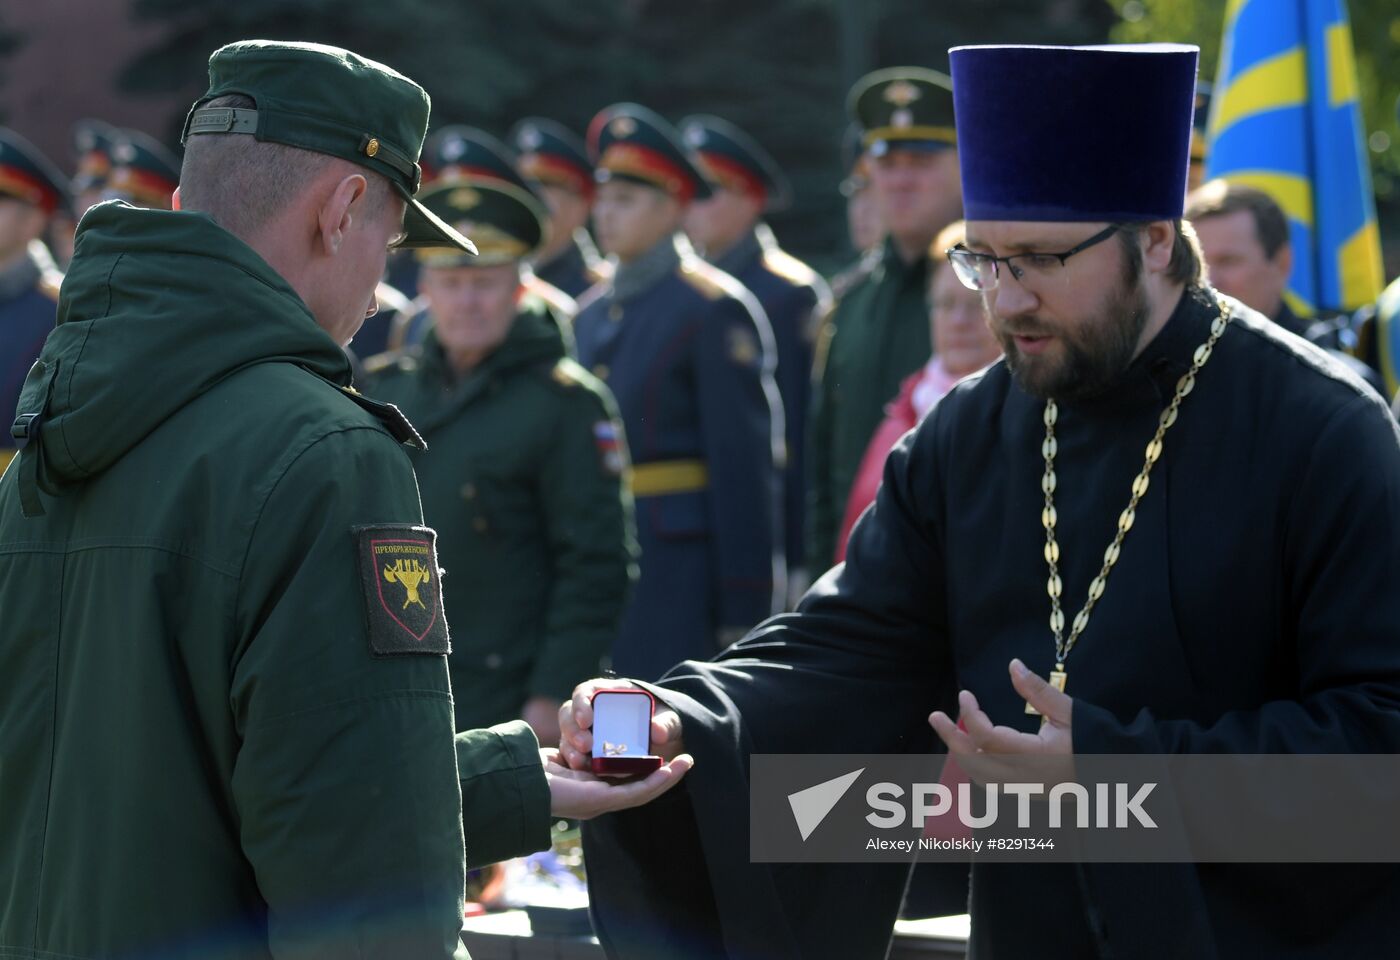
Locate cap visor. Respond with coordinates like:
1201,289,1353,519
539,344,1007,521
398,194,478,253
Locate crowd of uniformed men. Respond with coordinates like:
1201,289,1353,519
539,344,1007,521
2,70,1398,753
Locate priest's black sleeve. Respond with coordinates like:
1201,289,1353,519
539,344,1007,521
584,408,965,959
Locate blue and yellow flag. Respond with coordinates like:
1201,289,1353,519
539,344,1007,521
1205,0,1383,316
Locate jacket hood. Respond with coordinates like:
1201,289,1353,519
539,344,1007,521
13,202,350,503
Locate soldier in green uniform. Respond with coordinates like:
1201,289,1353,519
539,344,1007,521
0,40,688,960
806,67,963,572
364,169,635,747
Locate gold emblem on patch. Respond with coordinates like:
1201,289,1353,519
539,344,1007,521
610,116,638,138
883,80,921,107
384,558,432,610
365,138,380,157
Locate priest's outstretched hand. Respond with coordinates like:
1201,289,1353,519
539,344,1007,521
929,658,1073,756
547,678,693,820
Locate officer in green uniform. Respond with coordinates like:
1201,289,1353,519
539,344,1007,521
0,40,688,960
806,67,963,572
364,171,635,747
391,126,579,351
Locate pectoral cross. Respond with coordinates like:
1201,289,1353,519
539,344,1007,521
1024,665,1068,715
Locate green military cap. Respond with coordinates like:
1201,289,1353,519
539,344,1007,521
415,179,547,269
180,39,475,254
847,66,956,157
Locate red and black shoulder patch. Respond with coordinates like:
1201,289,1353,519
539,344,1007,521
354,524,451,657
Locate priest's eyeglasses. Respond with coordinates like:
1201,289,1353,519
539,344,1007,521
946,225,1121,292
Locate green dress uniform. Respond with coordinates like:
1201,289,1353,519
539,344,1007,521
806,235,931,570
805,66,959,574
0,42,551,960
365,306,635,732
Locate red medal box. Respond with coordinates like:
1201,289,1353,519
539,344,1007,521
590,688,663,777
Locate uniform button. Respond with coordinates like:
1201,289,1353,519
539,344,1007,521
473,517,489,533
461,483,476,500
485,653,503,670
593,364,610,380
608,304,623,322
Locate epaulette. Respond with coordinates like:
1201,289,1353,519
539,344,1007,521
761,247,820,288
337,384,425,449
361,348,417,376
677,257,739,302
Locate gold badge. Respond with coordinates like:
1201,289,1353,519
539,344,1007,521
447,186,481,211
729,328,759,366
365,138,380,158
610,116,638,138
883,80,922,107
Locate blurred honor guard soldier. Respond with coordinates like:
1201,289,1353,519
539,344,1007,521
807,67,963,572
0,128,66,478
0,41,689,960
511,117,609,298
565,44,1400,958
574,103,783,680
391,125,577,351
682,114,831,600
70,119,119,218
364,172,635,747
106,129,181,209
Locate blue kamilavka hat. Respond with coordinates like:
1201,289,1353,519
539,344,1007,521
949,44,1199,222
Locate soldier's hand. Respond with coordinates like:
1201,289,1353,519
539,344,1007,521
540,748,693,820
558,678,686,773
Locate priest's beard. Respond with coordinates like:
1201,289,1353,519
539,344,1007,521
992,256,1150,401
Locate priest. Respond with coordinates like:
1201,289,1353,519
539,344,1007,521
564,42,1400,959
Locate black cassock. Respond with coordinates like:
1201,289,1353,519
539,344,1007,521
582,285,1400,959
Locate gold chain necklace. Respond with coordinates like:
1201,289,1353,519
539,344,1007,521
1028,297,1232,716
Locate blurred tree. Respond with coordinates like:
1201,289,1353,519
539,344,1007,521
0,14,23,123
118,0,630,144
122,0,1235,268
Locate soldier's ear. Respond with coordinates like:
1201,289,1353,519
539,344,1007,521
318,173,366,255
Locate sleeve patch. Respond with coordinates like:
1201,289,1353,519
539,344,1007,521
354,525,451,657
593,420,625,475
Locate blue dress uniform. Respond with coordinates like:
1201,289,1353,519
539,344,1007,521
0,129,67,476
511,117,610,299
576,103,783,680
682,115,832,593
